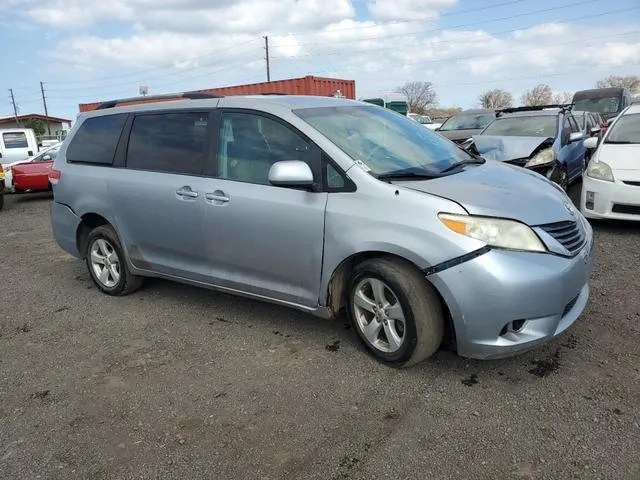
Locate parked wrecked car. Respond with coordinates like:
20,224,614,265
580,104,640,221
466,105,587,191
435,109,497,144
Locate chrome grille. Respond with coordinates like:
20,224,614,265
540,220,585,255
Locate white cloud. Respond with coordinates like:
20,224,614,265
3,0,639,115
367,0,457,21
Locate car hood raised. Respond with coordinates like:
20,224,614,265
439,129,482,142
397,161,575,226
472,135,553,162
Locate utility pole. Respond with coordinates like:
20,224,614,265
40,81,51,136
264,36,271,82
9,88,20,126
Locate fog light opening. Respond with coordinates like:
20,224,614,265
585,191,595,210
500,319,527,337
511,319,526,332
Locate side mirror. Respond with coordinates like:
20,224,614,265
583,136,598,149
589,127,601,137
568,132,584,143
268,160,314,189
42,154,52,161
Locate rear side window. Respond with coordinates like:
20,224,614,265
126,112,208,175
66,114,127,164
568,116,580,133
2,132,28,149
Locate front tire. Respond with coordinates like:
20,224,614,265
552,166,569,192
85,225,143,296
347,257,444,367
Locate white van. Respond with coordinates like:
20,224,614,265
0,128,38,164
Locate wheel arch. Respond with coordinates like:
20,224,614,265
324,250,456,349
76,212,111,259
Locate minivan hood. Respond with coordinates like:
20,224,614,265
397,161,574,226
472,135,553,162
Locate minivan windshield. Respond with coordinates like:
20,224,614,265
438,113,495,131
604,113,640,144
481,115,557,138
573,96,620,115
294,105,475,176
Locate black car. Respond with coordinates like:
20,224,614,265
435,109,497,144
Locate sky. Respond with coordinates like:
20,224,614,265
1,0,639,123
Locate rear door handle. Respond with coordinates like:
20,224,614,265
176,186,198,198
205,191,230,203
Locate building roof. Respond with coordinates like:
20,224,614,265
0,113,72,125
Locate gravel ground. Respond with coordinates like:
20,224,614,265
0,187,639,480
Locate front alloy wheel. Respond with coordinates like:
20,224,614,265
353,278,406,353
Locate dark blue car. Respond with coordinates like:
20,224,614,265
467,105,587,191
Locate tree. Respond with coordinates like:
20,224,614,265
23,119,46,139
553,91,573,104
595,75,640,94
478,89,513,109
521,84,553,106
396,81,437,114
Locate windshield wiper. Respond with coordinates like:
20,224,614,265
375,169,442,181
605,140,636,144
438,158,485,174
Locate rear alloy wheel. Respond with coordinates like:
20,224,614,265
85,225,143,296
348,257,444,367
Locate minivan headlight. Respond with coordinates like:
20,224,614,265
586,160,614,182
438,213,546,252
525,148,554,168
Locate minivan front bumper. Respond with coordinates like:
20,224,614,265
428,233,594,360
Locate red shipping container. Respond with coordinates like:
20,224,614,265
79,75,356,112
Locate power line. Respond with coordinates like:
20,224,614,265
272,29,640,79
272,0,530,37
46,37,261,85
270,7,640,59
46,44,262,93
284,0,603,47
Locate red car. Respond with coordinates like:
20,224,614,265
11,146,58,193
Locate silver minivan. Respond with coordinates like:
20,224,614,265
50,94,594,367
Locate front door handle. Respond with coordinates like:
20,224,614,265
205,191,230,203
176,186,198,198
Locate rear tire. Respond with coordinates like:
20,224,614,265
347,257,444,367
85,225,143,296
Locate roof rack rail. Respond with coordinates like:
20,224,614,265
95,92,223,110
496,103,574,116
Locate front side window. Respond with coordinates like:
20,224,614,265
67,114,128,165
126,112,208,175
482,115,558,138
2,132,28,149
35,145,60,162
438,113,495,131
217,112,311,185
294,105,473,176
604,113,640,144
